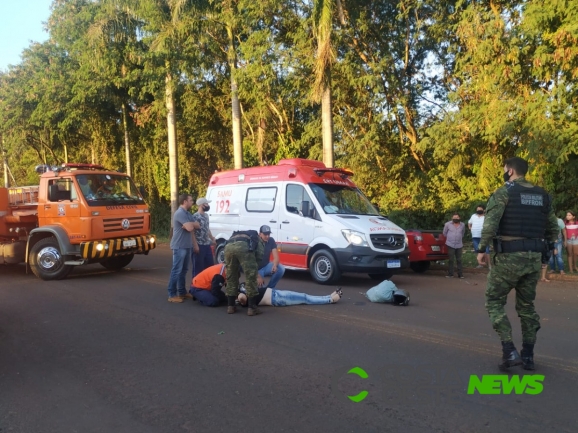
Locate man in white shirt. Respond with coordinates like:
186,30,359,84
469,204,491,268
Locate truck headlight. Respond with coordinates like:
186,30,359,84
342,229,368,247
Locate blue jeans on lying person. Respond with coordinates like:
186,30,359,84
549,240,564,272
271,289,332,306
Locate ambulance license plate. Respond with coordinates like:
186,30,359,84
431,245,440,251
123,239,136,248
387,260,401,268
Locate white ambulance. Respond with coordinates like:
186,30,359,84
206,159,409,284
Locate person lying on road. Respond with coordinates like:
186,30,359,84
236,285,342,308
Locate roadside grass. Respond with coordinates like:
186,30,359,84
155,235,170,244
455,241,574,271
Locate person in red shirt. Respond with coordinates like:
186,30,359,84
190,264,227,306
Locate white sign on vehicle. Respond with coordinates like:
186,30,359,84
431,245,441,251
387,260,401,268
123,239,136,248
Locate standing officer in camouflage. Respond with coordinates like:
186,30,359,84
477,157,558,371
224,229,265,316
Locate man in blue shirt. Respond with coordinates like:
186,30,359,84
167,194,200,303
257,225,285,288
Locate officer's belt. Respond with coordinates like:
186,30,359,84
494,238,545,253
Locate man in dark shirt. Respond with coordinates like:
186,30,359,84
257,225,285,288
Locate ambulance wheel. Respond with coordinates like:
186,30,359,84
29,237,73,280
410,261,430,273
215,242,226,264
310,249,341,285
368,272,393,281
100,254,134,270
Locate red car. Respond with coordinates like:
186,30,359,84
405,229,449,273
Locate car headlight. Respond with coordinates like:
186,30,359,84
342,229,368,247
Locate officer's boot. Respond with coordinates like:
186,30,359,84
227,296,237,314
521,343,535,371
499,341,522,371
247,297,262,316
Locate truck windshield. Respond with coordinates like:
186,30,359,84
76,174,145,206
309,183,379,215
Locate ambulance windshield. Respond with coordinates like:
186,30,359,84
76,174,145,206
309,183,379,215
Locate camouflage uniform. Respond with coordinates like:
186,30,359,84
224,236,264,299
479,177,558,344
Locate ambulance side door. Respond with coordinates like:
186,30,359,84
243,185,279,240
277,183,317,268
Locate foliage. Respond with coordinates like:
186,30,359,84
1,0,577,231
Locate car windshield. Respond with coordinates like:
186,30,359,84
76,174,145,206
309,183,379,215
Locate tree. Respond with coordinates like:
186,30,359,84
134,0,210,216
312,0,346,168
86,0,146,176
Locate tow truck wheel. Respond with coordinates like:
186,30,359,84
409,261,431,273
29,237,73,280
215,242,226,264
100,254,134,270
310,249,341,285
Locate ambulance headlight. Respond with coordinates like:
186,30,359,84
342,230,368,247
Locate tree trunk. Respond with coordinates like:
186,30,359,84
121,102,131,176
321,74,334,168
228,25,243,169
166,72,179,219
2,138,9,187
257,118,266,164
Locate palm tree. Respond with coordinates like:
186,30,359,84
87,0,144,177
134,0,209,216
312,0,345,168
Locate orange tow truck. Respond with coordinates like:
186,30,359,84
0,163,156,280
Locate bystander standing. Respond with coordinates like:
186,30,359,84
167,194,200,303
191,197,216,278
468,204,491,269
443,213,466,279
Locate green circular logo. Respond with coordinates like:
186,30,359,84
346,367,369,402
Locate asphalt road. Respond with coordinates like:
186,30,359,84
1,245,577,433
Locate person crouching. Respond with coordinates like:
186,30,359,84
190,264,228,307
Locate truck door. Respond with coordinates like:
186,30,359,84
42,178,82,239
277,183,317,268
